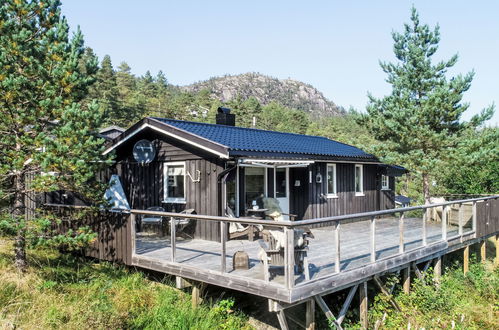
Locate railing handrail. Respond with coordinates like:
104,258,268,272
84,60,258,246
44,194,499,228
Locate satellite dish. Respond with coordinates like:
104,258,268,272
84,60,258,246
133,139,156,164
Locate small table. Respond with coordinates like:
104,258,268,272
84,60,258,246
245,208,268,241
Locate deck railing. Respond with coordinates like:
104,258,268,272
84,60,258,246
127,195,498,289
45,195,499,290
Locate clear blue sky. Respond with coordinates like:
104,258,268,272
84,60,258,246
62,0,499,125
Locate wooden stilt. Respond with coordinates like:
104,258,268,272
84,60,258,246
463,245,469,274
434,257,442,287
276,310,289,330
359,281,368,330
411,262,424,281
337,285,358,325
402,266,410,294
191,282,204,308
373,275,401,312
176,276,192,289
306,299,315,330
481,240,487,263
495,234,499,267
314,295,342,329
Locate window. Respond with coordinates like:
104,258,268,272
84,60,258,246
355,164,364,195
327,164,337,197
381,175,389,190
164,162,186,203
245,167,266,209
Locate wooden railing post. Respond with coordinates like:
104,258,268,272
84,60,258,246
334,221,341,273
458,202,464,236
399,212,405,253
370,216,376,262
472,201,477,233
285,226,295,288
442,205,448,240
130,213,136,256
220,221,227,273
422,207,427,246
170,216,176,262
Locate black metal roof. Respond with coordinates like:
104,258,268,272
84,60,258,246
151,118,379,161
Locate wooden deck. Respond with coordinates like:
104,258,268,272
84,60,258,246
135,217,460,288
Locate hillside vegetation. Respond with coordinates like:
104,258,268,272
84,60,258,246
0,239,251,329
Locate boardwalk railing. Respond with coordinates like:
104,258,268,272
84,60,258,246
45,195,499,292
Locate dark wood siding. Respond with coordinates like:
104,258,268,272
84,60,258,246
113,130,225,241
301,163,394,226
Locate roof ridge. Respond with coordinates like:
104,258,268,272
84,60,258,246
150,117,334,140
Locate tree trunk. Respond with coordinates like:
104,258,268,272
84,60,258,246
422,172,431,205
13,172,28,272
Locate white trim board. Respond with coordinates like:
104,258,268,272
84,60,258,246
102,122,229,159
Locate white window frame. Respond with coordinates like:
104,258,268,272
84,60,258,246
355,164,364,196
326,163,338,198
163,161,187,203
381,174,390,190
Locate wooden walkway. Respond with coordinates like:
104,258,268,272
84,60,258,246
136,217,459,286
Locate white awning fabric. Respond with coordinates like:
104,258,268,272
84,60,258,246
238,159,314,168
103,174,130,212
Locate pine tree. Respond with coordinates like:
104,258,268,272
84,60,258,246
0,0,110,271
115,62,144,126
363,7,493,203
90,55,120,126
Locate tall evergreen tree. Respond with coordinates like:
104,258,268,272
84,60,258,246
90,55,119,126
362,7,493,203
0,0,110,271
115,62,144,126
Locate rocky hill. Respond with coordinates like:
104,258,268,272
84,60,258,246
181,72,344,117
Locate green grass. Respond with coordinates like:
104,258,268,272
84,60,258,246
345,250,499,329
0,238,251,329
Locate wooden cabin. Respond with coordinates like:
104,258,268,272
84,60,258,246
101,108,406,241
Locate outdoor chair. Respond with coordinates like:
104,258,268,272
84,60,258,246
227,207,261,241
258,228,312,281
139,206,167,235
171,208,196,239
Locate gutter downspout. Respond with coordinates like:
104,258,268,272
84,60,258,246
217,162,237,217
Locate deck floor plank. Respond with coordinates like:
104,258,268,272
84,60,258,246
135,217,458,285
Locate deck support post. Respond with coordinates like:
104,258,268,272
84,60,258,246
480,240,487,263
359,281,368,329
175,276,192,289
402,266,410,294
314,295,342,329
463,245,470,274
191,282,204,308
337,284,358,325
276,310,289,330
305,299,315,330
373,275,401,312
413,262,424,281
434,257,442,287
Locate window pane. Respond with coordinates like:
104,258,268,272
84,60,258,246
355,166,362,193
167,165,184,198
245,167,265,208
327,166,335,194
275,168,287,198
